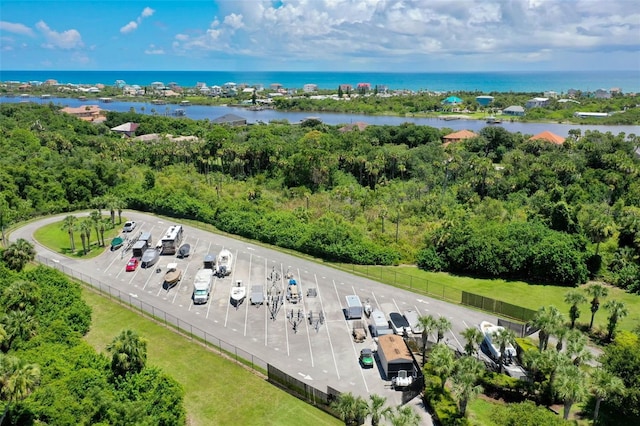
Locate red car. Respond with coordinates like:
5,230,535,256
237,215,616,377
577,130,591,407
125,257,139,272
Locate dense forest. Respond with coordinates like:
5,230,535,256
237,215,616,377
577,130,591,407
1,103,639,293
0,257,186,425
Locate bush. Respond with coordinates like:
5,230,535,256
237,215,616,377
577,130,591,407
424,374,471,426
490,400,568,426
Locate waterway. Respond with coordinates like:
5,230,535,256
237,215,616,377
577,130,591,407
3,96,639,138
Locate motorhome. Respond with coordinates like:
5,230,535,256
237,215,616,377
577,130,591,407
193,268,213,304
160,225,183,255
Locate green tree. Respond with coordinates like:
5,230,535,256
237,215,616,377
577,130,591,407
61,215,77,252
418,314,437,366
586,284,609,331
79,219,92,254
0,354,40,424
435,316,452,344
555,363,588,420
2,280,40,313
428,343,455,392
452,356,484,417
366,394,391,426
388,405,421,426
564,289,587,329
331,392,368,426
461,326,484,358
2,239,36,272
89,210,102,246
106,329,147,377
604,300,628,341
492,327,516,373
531,305,564,351
579,204,615,257
590,368,625,424
1,310,37,350
565,329,593,366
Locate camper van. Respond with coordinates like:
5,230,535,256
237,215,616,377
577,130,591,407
160,225,183,255
193,269,213,304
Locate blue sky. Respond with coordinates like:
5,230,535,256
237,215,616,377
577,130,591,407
1,0,639,72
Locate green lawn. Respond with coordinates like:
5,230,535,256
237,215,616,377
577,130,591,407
33,215,123,259
82,288,339,426
339,264,640,332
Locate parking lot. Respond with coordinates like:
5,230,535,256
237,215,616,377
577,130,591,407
13,212,495,411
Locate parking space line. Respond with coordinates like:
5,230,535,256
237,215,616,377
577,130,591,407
243,254,252,336
329,278,343,380
141,266,157,291
206,276,217,320
298,269,314,368
171,258,192,304
371,290,381,311
264,258,268,346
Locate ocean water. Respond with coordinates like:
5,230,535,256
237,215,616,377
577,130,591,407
1,70,639,93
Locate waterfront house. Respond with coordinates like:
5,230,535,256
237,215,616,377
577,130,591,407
476,95,494,106
212,113,247,126
339,84,353,93
503,105,525,116
574,112,609,118
111,122,140,138
594,89,611,99
303,84,318,93
442,130,477,146
543,91,558,98
357,82,371,93
529,131,565,145
525,97,549,108
441,96,463,105
339,122,369,132
60,105,104,122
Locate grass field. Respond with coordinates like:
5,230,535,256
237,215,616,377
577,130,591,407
338,264,640,332
33,215,123,259
82,288,340,426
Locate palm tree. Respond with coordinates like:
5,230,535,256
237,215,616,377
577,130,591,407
452,356,484,417
429,343,455,391
555,325,569,352
564,289,587,329
565,329,593,366
90,210,102,246
366,394,391,426
80,219,92,254
1,310,37,351
586,284,608,331
0,354,41,424
590,368,625,424
435,316,452,344
603,300,628,341
2,280,40,313
555,363,588,420
461,327,484,358
61,215,77,252
531,305,564,351
418,314,436,366
331,392,368,425
389,405,421,426
106,329,147,377
2,238,36,272
492,327,516,373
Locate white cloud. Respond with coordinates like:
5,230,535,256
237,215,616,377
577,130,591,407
120,6,155,34
120,21,138,34
169,0,639,69
145,44,165,55
0,21,34,36
35,21,83,49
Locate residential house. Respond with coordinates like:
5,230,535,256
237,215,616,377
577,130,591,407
441,96,463,105
502,105,525,116
303,84,318,93
356,82,371,93
529,131,565,145
110,122,140,137
442,130,477,146
594,89,611,99
543,91,558,98
525,97,549,108
60,105,104,122
339,84,353,93
338,122,369,132
212,113,247,126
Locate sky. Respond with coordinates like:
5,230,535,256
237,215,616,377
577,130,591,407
1,0,639,72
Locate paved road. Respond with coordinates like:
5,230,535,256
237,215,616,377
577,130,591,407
11,211,503,424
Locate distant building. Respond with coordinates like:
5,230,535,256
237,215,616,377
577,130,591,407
212,113,247,126
441,96,463,105
502,105,525,116
356,82,371,92
543,91,558,98
110,122,140,137
476,95,494,106
442,130,477,146
303,84,318,93
339,84,353,93
529,131,565,145
574,112,609,118
594,89,611,99
61,105,104,122
525,97,549,108
339,122,369,132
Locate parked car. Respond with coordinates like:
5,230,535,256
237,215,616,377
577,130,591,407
389,312,411,335
359,348,374,368
123,221,137,232
125,257,139,272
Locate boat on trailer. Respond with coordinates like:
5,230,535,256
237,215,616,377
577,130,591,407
216,249,233,277
164,262,183,289
230,280,246,308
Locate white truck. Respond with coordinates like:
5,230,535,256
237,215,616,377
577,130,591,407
192,269,213,304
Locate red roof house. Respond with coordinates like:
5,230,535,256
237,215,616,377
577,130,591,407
529,131,565,145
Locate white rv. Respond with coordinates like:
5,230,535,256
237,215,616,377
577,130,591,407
192,269,213,304
160,225,183,255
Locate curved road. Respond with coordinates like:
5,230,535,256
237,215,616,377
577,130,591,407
11,211,502,424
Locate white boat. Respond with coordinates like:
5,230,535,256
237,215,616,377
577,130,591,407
230,280,246,307
216,249,232,277
480,321,517,360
